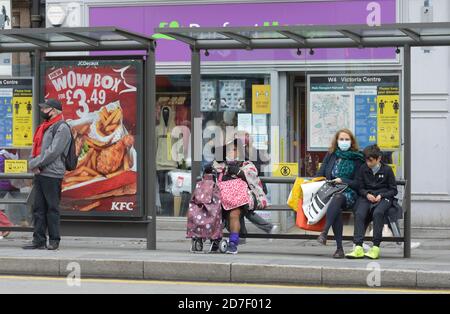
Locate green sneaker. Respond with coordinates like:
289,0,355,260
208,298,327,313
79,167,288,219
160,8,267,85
365,246,380,259
345,246,365,259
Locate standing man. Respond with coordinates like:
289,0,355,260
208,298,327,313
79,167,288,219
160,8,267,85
23,99,71,250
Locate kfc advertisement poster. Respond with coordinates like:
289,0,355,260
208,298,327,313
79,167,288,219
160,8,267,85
43,59,143,217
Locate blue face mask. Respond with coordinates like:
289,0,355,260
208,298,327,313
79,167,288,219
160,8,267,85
370,163,381,174
338,140,351,151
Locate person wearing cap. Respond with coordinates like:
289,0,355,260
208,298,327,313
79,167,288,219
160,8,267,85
23,99,71,251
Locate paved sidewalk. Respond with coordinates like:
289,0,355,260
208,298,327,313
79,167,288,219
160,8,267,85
0,229,449,289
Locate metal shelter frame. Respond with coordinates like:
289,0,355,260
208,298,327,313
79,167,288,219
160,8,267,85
155,22,450,258
0,27,157,250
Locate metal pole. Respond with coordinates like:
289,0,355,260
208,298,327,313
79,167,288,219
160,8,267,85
31,0,42,29
403,44,412,258
33,49,41,133
191,48,202,192
146,43,157,250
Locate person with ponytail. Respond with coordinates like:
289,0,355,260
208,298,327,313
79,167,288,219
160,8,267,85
315,129,364,258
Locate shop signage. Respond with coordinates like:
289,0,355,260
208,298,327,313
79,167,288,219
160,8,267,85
42,59,143,217
252,85,271,114
89,0,396,62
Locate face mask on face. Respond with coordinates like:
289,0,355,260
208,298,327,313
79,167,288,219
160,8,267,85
40,109,52,121
370,163,381,174
338,140,351,151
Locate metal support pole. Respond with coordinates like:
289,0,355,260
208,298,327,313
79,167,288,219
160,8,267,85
403,44,412,258
146,43,157,250
31,0,42,29
191,48,202,192
33,49,41,133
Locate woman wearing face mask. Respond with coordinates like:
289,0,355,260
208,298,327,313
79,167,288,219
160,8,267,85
315,129,364,258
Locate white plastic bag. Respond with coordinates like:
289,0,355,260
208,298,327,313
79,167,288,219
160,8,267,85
167,170,191,196
301,181,327,225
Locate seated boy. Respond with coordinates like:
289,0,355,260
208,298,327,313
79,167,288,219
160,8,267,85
346,145,398,260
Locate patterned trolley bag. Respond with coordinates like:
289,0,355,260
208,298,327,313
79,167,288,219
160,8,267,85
186,174,223,241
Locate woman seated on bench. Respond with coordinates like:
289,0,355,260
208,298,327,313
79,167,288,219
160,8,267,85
315,129,364,259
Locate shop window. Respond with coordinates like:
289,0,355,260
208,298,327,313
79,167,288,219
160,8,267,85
156,75,191,217
155,74,272,218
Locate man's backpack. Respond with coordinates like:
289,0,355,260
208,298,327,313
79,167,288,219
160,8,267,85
52,121,78,171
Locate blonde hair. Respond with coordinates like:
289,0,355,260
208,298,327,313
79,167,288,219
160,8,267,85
329,128,360,153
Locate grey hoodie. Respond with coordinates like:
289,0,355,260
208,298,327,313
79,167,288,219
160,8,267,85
29,122,71,179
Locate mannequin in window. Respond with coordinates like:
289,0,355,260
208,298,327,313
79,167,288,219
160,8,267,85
156,106,177,193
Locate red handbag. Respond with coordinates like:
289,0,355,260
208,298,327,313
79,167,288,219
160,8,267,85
217,173,250,211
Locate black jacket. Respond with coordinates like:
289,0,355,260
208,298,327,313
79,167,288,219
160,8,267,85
315,152,364,191
356,163,398,199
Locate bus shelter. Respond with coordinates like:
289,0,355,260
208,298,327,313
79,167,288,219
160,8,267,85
0,27,157,249
155,22,450,257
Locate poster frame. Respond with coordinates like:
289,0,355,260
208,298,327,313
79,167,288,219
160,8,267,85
40,56,145,219
306,72,402,152
0,76,34,149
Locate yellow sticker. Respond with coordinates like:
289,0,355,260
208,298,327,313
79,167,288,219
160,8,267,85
4,160,28,174
273,163,298,177
377,89,400,149
12,89,33,147
252,85,271,114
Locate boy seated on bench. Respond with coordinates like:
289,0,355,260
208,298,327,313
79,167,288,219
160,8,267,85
346,144,398,260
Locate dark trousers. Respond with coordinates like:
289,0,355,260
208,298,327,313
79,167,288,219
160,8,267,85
323,193,347,250
353,197,392,247
32,175,63,245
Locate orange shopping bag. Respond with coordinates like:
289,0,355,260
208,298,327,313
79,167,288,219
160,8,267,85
295,199,326,232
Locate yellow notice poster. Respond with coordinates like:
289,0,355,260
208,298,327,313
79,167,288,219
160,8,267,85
12,88,33,147
377,87,400,149
273,163,298,177
252,85,271,114
4,160,28,173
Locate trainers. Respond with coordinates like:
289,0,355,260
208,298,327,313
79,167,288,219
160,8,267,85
226,242,238,255
346,245,365,259
269,225,279,234
365,246,381,259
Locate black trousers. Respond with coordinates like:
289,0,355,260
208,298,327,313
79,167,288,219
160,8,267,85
32,175,63,245
353,197,392,247
323,193,347,250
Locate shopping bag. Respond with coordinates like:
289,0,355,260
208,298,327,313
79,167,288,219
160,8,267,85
303,181,348,225
287,177,306,211
217,174,250,211
296,199,326,232
287,177,325,211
